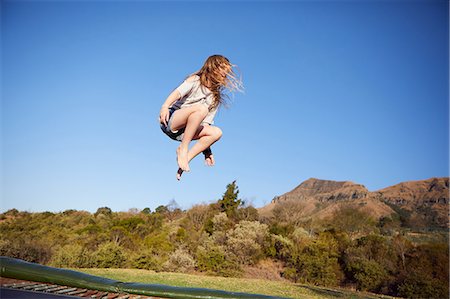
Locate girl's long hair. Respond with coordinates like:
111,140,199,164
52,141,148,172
191,55,243,110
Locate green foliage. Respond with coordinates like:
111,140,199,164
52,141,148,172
343,235,397,292
287,233,344,286
4,208,20,216
114,216,145,231
196,237,241,277
325,206,377,238
268,222,294,237
163,248,196,272
145,212,164,232
175,227,188,243
345,257,388,291
141,207,151,214
93,242,126,268
50,244,93,268
377,214,401,235
235,206,259,222
131,250,165,271
218,180,242,218
144,231,174,254
225,221,269,265
155,205,169,214
1,187,448,299
398,271,448,299
397,242,449,299
94,207,112,217
77,224,102,235
0,238,52,264
266,234,293,261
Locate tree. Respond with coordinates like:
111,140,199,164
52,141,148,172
166,199,183,221
343,235,397,292
218,181,242,218
155,205,169,214
273,200,308,226
141,207,151,214
94,207,112,217
326,206,376,239
398,242,449,299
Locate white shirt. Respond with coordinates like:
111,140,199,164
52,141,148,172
171,75,218,125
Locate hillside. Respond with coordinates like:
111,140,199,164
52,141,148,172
259,177,449,228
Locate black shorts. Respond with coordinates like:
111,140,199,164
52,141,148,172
160,108,184,141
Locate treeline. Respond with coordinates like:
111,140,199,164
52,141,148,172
1,181,448,298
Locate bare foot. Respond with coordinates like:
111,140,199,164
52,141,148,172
204,154,215,166
176,168,183,180
176,146,190,172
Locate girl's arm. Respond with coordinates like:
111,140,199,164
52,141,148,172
159,90,181,126
159,76,197,125
161,89,181,108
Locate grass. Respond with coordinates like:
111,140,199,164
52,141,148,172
75,268,394,299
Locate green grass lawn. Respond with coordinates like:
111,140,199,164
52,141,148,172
75,268,393,299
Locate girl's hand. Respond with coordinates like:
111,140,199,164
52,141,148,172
159,106,170,126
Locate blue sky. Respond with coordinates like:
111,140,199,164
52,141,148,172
2,0,448,213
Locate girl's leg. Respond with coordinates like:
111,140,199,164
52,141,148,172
187,125,222,161
170,104,209,171
176,125,222,180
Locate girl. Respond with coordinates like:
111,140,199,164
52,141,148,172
159,55,242,180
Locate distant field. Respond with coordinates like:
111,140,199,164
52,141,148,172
76,268,391,299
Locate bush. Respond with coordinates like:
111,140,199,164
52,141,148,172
345,257,388,291
93,242,126,268
225,221,269,265
131,250,164,271
285,233,344,286
397,242,449,299
144,231,174,254
343,234,396,292
50,244,93,268
266,234,293,261
0,239,52,264
196,237,241,277
398,272,447,299
163,248,196,273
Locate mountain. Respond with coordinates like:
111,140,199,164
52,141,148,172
259,177,449,228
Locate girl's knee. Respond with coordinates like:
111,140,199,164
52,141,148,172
212,127,223,140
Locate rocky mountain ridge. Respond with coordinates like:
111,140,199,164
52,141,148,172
259,177,449,228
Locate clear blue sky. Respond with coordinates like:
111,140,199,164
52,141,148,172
1,0,448,213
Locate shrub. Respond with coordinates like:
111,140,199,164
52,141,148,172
50,244,93,268
131,250,165,271
184,204,210,232
285,233,344,286
163,248,196,273
196,237,241,277
397,242,449,299
266,234,293,261
144,231,174,254
0,238,52,264
345,257,388,291
225,221,269,265
93,242,126,268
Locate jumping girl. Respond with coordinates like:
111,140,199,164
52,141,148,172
159,55,243,180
